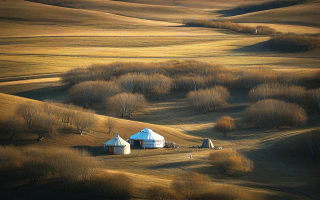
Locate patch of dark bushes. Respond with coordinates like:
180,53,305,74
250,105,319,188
268,33,319,52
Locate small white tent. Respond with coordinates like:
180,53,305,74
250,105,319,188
104,134,130,155
129,128,165,149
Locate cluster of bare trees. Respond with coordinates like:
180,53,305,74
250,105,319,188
15,101,97,140
107,93,147,118
0,146,96,186
63,61,320,95
249,82,307,103
214,116,236,137
69,81,121,108
243,99,307,128
187,86,230,113
119,73,172,99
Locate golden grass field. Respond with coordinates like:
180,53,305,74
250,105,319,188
0,0,320,199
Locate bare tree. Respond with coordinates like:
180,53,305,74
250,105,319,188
30,111,56,141
16,103,39,127
215,116,236,137
2,116,24,140
105,118,117,134
187,86,230,113
107,92,147,118
69,81,95,108
72,111,96,135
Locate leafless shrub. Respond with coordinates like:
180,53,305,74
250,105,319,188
0,114,24,140
23,148,49,185
69,81,96,108
105,118,117,134
46,148,97,188
147,185,177,200
16,102,39,128
215,116,236,137
249,82,307,103
243,99,307,128
0,146,23,167
171,172,211,199
174,76,208,91
72,111,96,135
107,92,147,118
187,86,230,113
239,68,278,89
209,149,254,177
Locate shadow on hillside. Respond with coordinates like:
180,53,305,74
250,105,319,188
232,41,274,53
72,145,105,156
148,160,197,169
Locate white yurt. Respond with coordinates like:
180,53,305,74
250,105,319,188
104,134,130,155
129,128,165,149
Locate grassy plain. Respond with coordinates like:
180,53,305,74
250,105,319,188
0,0,320,199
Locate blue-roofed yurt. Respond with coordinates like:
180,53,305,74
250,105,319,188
129,128,165,149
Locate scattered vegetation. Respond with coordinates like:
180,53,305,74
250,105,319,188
15,101,97,140
183,19,277,35
243,99,307,128
183,20,319,52
215,116,236,137
187,86,230,113
105,118,117,134
0,146,96,186
209,149,254,177
249,82,307,104
269,34,318,52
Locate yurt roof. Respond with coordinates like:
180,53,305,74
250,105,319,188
104,134,130,147
130,128,164,141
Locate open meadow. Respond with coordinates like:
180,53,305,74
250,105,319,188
0,0,320,199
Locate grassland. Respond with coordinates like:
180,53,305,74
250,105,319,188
1,0,320,199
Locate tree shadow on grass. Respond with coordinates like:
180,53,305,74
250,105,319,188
72,145,105,157
148,160,198,170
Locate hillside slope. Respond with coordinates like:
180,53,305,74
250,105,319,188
230,1,320,27
0,93,200,147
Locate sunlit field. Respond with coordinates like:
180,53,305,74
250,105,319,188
0,0,320,199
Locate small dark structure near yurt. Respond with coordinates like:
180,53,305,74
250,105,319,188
201,138,214,149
